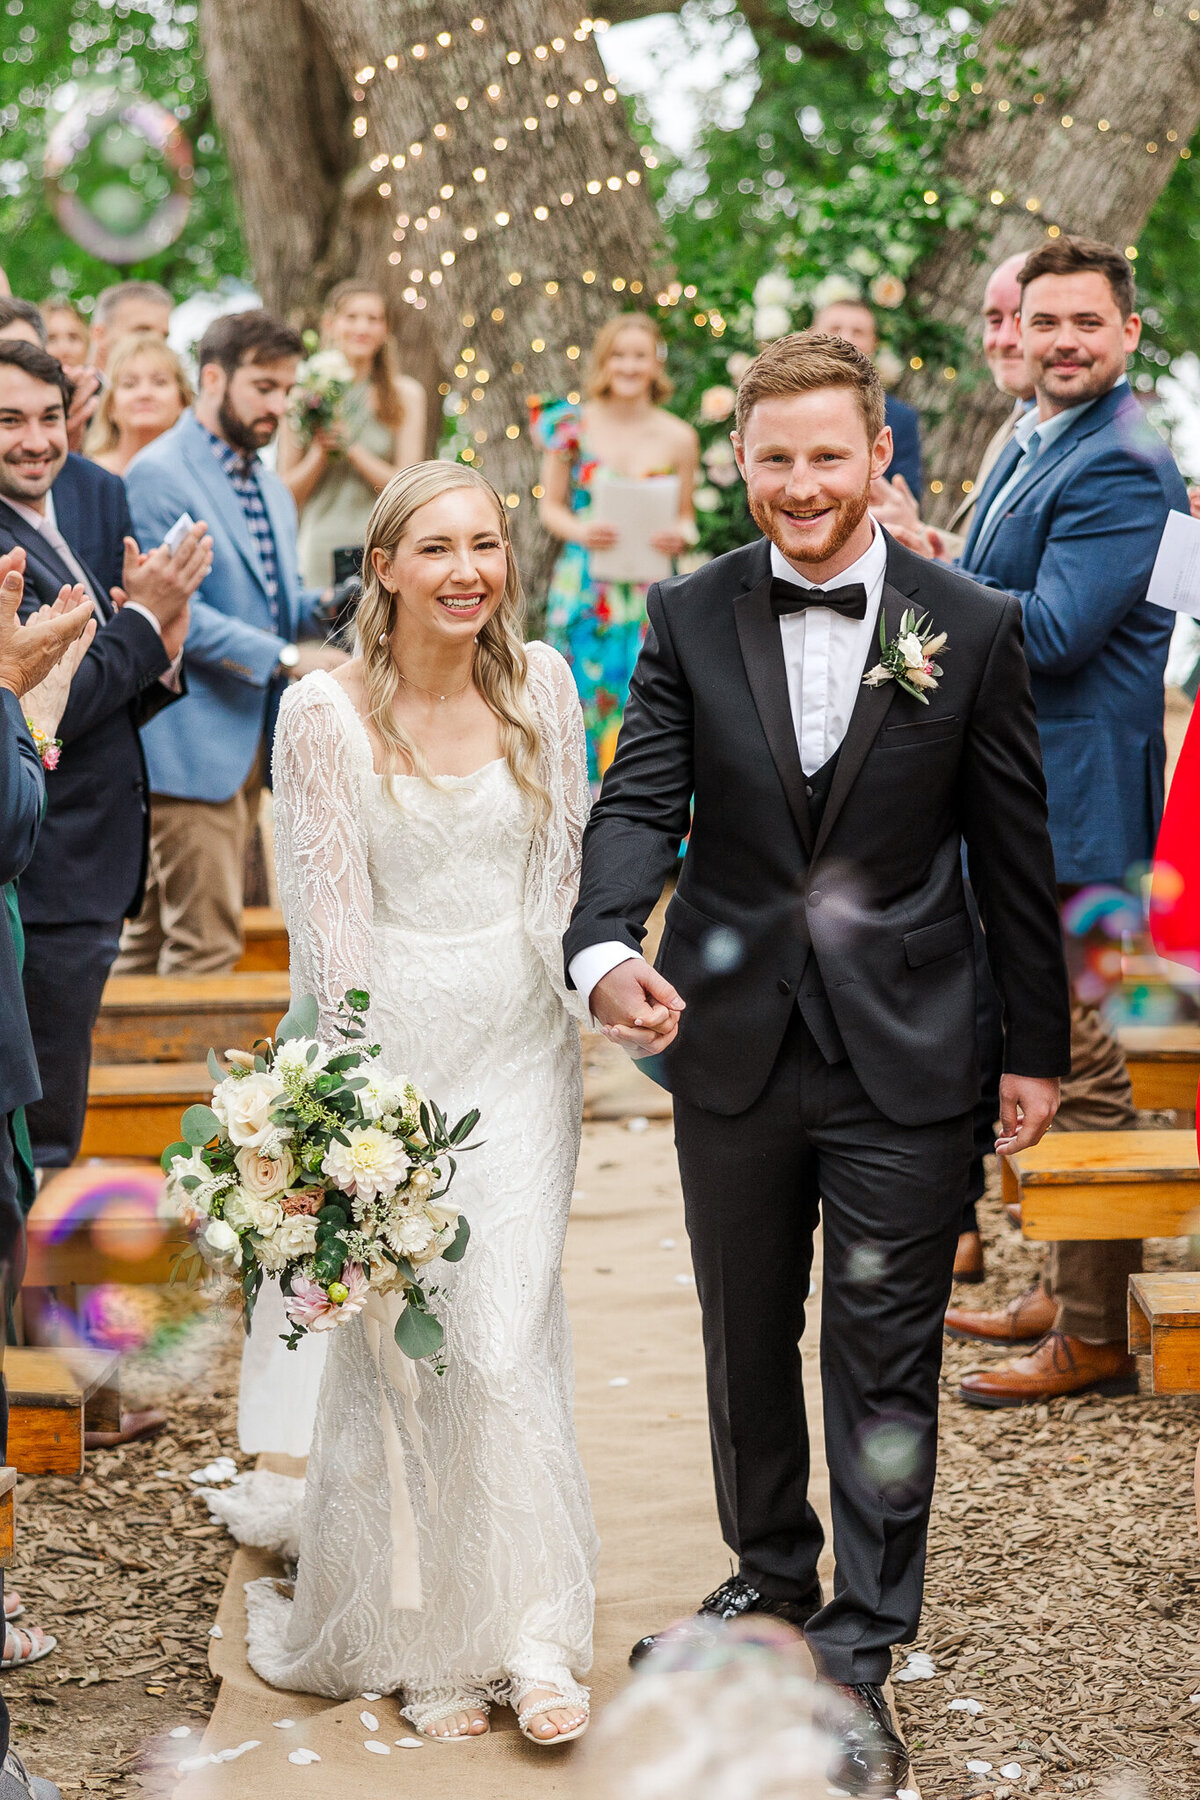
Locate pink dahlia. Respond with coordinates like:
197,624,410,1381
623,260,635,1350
283,1265,369,1333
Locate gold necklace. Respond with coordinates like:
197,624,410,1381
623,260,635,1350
397,665,475,704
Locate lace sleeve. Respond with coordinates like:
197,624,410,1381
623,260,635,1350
272,676,375,1040
524,642,592,1024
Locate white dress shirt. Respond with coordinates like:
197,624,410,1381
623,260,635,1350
568,522,888,1012
4,489,183,689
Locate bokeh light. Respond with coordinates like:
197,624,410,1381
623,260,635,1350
44,87,193,263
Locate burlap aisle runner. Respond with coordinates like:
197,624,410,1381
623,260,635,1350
172,1116,857,1800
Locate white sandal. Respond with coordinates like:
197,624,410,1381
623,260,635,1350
511,1676,590,1746
401,1688,491,1742
0,1625,56,1672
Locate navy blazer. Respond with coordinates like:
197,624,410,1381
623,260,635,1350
52,452,132,597
0,472,179,925
885,394,922,498
0,691,44,1116
959,382,1185,886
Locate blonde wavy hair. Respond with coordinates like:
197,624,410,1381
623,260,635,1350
585,312,673,404
84,334,193,458
356,461,549,823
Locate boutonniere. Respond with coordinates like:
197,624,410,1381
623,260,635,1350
863,608,947,705
25,720,61,771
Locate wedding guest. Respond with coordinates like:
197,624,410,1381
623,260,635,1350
811,297,922,496
38,301,90,375
533,313,698,783
85,336,192,476
933,237,1188,1404
121,310,341,976
0,302,44,350
278,281,426,586
0,304,99,457
88,280,171,372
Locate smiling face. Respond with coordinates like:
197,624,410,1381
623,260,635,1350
111,348,185,437
43,307,90,372
0,365,69,505
981,254,1033,399
199,354,300,455
732,385,892,576
373,485,509,648
327,290,389,366
1019,269,1139,412
601,325,661,403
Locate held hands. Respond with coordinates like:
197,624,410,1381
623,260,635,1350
580,520,619,551
994,1074,1060,1158
648,527,690,558
111,523,213,627
589,957,685,1058
0,550,95,704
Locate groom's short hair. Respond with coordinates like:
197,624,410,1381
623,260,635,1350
735,332,885,443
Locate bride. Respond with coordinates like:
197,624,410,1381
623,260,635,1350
226,461,597,1744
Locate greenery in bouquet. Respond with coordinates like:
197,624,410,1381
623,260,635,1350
160,987,478,1365
287,340,356,447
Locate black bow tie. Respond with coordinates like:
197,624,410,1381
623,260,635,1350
769,577,869,620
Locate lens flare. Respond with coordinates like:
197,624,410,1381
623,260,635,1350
44,87,193,263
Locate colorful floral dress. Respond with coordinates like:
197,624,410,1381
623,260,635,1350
530,396,670,784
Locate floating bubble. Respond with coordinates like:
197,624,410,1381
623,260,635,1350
1061,883,1142,940
701,925,744,974
854,1415,925,1499
44,86,193,264
844,1241,886,1287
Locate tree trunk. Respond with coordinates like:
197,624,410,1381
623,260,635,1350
902,0,1200,522
201,0,663,579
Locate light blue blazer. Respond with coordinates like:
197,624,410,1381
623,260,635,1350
125,409,323,803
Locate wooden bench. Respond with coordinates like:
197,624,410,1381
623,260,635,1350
1004,1129,1200,1241
1118,1024,1200,1113
81,1062,212,1159
25,1162,186,1289
6,1348,120,1477
93,972,290,1064
1128,1273,1200,1394
236,906,288,973
0,1467,16,1569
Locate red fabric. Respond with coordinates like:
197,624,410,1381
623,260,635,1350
1151,706,1200,967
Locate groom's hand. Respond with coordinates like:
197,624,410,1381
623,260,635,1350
589,958,685,1058
995,1074,1060,1157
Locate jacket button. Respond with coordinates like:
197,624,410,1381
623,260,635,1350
808,890,822,906
777,978,791,996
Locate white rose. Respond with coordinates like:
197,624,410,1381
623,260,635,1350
273,1037,330,1077
235,1145,296,1198
898,632,926,668
212,1070,288,1149
322,1126,409,1201
204,1218,242,1266
253,1233,289,1274
387,1210,437,1258
358,1070,404,1123
753,303,792,344
274,1215,319,1260
223,1189,285,1235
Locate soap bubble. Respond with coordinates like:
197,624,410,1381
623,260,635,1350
844,1240,887,1288
701,925,744,974
44,86,193,263
853,1413,927,1503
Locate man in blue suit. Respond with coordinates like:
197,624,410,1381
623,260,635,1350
123,311,340,974
812,297,922,496
940,236,1187,1403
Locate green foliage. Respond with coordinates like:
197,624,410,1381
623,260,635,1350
0,0,249,306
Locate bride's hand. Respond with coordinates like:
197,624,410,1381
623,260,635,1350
589,957,684,1056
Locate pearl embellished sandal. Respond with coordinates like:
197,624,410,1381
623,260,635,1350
511,1676,590,1745
401,1688,491,1741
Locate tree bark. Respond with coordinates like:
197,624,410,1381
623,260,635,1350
902,0,1200,522
201,0,663,577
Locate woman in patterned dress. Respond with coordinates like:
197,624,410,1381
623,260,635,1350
532,314,698,784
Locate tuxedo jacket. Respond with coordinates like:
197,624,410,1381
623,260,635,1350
0,691,44,1116
565,532,1071,1124
0,461,179,926
959,382,1185,885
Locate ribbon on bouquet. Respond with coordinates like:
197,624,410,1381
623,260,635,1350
363,1288,439,1611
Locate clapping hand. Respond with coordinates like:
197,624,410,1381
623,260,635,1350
0,549,95,709
65,368,101,455
870,473,945,560
589,956,685,1057
111,523,213,628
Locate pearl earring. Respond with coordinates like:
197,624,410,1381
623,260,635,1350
379,632,388,645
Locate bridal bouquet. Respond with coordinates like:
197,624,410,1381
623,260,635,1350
160,988,477,1362
287,346,355,445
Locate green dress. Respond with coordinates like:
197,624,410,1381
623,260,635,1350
297,382,396,587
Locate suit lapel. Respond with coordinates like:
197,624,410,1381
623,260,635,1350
0,498,112,620
733,548,814,856
810,578,907,861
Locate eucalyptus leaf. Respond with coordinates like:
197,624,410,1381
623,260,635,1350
182,1103,222,1147
441,1214,470,1264
449,1108,481,1145
276,993,319,1043
394,1304,445,1361
207,1047,225,1082
160,1139,190,1173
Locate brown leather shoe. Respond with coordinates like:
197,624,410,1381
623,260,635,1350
953,1229,985,1283
945,1282,1057,1343
958,1329,1139,1408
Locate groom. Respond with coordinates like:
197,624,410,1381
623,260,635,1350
565,333,1071,1794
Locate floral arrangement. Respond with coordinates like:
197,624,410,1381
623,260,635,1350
161,988,477,1362
287,345,355,446
863,608,947,703
24,719,61,771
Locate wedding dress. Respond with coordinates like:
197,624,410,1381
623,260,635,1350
212,649,597,1721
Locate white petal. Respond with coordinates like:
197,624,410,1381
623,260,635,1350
1000,1764,1022,1779
674,1272,694,1285
360,1692,382,1701
627,1115,649,1133
966,1761,993,1774
609,1377,629,1387
209,1625,223,1639
364,1741,391,1754
396,1738,424,1748
169,1727,192,1739
360,1711,379,1731
659,1237,676,1249
273,1719,296,1729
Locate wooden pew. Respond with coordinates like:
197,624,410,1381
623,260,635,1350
81,1062,212,1159
5,1348,120,1478
1118,1023,1200,1113
1128,1273,1200,1394
93,971,290,1065
236,907,288,972
0,1467,16,1569
25,1162,186,1289
1004,1129,1200,1241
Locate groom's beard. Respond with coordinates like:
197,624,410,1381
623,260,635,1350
747,475,872,569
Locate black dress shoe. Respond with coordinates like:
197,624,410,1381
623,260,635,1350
825,1682,909,1798
629,1571,823,1667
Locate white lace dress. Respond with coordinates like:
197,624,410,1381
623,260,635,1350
223,649,598,1718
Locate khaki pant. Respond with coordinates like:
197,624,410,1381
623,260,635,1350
116,748,266,977
1041,1001,1142,1344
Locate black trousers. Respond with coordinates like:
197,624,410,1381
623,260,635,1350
674,1012,971,1688
21,920,123,1169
